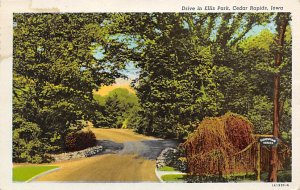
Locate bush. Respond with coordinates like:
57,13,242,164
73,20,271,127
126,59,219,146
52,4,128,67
65,130,96,151
183,112,254,176
13,120,53,163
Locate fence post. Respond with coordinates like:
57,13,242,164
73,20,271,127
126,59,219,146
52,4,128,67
257,142,261,182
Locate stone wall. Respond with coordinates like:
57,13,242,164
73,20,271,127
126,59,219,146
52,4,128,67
156,148,178,168
51,145,103,162
156,147,188,172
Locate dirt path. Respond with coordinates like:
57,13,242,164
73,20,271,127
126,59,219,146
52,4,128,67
36,154,158,182
35,129,178,182
86,128,156,143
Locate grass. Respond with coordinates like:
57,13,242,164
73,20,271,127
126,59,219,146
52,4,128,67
229,170,291,182
158,166,176,171
175,170,292,183
13,165,58,182
161,174,186,182
261,170,291,182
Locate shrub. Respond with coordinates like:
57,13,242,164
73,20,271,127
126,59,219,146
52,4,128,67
65,130,96,151
13,120,53,163
183,112,254,176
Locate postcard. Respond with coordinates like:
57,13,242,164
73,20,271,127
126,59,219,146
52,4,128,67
0,0,299,190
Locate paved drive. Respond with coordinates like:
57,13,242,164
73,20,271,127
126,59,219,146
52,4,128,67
35,129,178,182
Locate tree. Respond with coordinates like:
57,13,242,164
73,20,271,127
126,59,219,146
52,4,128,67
216,29,274,116
13,13,127,162
108,13,272,139
269,12,291,182
93,88,140,128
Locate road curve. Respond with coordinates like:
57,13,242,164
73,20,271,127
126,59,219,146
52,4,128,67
35,129,178,182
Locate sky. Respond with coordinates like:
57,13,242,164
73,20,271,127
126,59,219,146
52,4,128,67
94,20,277,85
246,22,276,37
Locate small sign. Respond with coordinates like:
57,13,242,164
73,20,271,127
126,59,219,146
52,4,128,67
259,137,278,146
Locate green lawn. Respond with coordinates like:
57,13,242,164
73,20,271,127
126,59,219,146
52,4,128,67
164,170,292,183
161,174,186,182
13,165,59,182
158,166,176,171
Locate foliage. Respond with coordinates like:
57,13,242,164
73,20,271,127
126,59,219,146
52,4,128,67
183,112,255,176
161,148,188,172
93,94,106,106
13,13,292,168
93,88,140,128
267,13,291,182
65,130,97,151
13,119,52,163
13,13,126,162
247,96,273,134
105,13,286,139
13,165,58,181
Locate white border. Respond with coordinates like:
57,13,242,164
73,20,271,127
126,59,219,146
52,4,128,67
1,0,300,190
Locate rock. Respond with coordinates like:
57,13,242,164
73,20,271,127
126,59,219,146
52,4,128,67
156,148,178,168
156,147,188,172
51,145,103,162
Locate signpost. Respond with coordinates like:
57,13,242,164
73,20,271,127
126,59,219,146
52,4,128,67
254,135,279,182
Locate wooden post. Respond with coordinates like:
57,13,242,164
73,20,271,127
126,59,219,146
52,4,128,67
257,142,261,182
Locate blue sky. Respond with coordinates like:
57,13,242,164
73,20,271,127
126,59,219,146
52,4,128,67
93,21,276,85
246,22,276,37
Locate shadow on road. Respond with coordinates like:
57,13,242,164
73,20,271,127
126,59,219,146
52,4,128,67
97,139,179,160
139,139,179,160
97,140,124,154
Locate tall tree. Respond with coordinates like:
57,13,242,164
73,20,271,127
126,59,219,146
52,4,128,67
13,13,127,162
269,12,291,182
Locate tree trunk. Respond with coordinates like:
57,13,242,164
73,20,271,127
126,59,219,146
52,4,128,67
268,13,289,182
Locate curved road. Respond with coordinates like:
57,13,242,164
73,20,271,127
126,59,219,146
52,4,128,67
35,129,178,182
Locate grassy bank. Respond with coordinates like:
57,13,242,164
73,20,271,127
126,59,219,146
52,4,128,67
161,170,291,183
13,165,58,182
